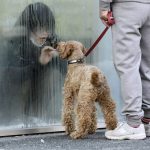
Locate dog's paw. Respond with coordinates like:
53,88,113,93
88,126,97,134
88,130,96,134
70,131,84,139
65,126,74,135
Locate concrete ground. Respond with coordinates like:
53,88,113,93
0,129,150,150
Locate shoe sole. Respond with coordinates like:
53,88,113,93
105,133,146,140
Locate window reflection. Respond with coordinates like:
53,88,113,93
0,2,66,128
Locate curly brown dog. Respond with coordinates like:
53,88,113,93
56,40,118,139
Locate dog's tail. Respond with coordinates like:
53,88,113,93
91,71,102,87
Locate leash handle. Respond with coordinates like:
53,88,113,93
84,11,115,57
106,11,115,26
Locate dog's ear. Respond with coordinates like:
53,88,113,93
62,43,74,58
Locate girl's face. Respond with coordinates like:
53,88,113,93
30,30,49,47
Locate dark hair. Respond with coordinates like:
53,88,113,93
15,2,55,34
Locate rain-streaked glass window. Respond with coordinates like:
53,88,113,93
0,0,122,132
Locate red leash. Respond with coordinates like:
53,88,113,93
84,11,115,57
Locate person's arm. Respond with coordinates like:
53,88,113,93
99,0,113,26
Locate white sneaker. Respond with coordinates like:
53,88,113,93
105,122,146,140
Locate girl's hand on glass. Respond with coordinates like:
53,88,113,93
39,46,57,65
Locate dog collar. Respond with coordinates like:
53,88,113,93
67,58,84,65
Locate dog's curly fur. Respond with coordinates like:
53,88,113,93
57,41,117,139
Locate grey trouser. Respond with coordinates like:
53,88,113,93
112,2,150,125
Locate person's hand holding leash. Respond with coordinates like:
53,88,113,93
100,11,115,27
100,10,110,27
